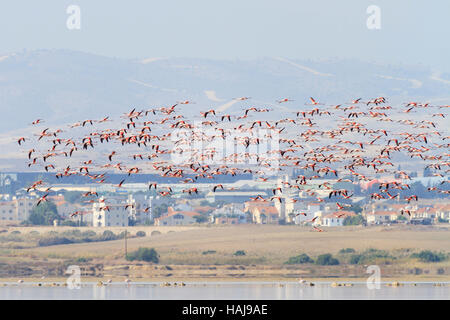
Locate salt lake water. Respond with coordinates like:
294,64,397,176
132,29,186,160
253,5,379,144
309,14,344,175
0,282,448,300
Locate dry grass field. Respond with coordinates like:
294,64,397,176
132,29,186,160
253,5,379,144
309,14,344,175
11,224,450,262
1,224,449,281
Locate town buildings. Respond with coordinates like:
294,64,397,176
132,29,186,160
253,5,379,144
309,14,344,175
154,207,200,226
321,211,356,227
92,197,129,227
0,196,36,221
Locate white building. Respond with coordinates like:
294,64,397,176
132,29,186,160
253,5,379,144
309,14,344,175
435,204,450,220
92,197,129,227
212,203,245,216
365,211,399,224
210,203,247,223
292,202,322,224
321,211,356,227
127,194,152,223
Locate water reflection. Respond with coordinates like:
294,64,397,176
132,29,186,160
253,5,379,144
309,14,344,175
0,282,448,300
92,285,105,300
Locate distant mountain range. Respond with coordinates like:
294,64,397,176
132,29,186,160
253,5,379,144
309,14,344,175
0,49,449,171
1,49,450,133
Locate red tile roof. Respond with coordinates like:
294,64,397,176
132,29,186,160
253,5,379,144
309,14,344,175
251,206,279,215
155,209,200,222
367,211,399,216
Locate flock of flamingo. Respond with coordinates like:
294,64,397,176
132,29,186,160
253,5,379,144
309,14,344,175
17,96,449,226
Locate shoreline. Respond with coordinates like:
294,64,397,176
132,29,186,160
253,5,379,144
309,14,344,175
1,275,450,284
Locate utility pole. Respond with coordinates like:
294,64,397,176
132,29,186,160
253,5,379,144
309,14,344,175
124,229,128,259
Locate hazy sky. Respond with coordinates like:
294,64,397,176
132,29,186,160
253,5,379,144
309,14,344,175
1,1,449,71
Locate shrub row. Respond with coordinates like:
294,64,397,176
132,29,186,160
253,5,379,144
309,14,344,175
285,253,339,265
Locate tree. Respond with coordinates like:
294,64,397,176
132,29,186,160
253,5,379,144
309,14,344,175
152,204,168,219
126,248,159,263
285,254,314,264
38,237,73,246
343,215,365,226
348,205,363,214
100,230,117,241
339,248,355,254
437,217,448,223
349,254,363,265
193,215,208,223
63,191,83,204
411,250,447,263
27,201,60,225
315,253,339,265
